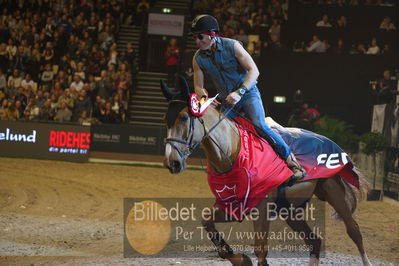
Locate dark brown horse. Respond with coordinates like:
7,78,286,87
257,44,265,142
161,77,371,266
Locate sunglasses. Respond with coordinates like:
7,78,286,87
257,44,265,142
193,34,210,40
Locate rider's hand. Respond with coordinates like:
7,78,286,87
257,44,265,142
226,92,242,106
211,98,221,107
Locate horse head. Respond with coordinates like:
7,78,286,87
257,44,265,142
161,76,207,174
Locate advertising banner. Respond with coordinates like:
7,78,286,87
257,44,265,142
148,13,185,36
91,124,164,155
0,121,90,162
91,124,205,158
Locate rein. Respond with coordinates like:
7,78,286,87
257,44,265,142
165,101,235,169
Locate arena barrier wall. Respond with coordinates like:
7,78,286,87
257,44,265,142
90,123,205,158
0,121,90,162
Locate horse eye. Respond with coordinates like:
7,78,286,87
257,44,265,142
180,113,189,121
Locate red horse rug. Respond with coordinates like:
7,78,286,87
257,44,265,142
207,117,360,220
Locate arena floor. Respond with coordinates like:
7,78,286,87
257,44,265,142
0,157,398,265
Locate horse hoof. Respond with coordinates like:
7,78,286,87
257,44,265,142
241,254,253,266
309,254,319,266
257,259,270,266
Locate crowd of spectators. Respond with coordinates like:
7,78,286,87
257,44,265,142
292,13,396,55
297,0,396,6
192,0,290,56
0,0,142,125
192,0,396,57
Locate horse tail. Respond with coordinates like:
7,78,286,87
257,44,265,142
331,167,370,221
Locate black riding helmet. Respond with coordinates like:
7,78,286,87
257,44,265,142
191,15,219,34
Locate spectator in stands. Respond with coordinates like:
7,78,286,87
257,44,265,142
6,39,17,62
34,89,46,108
38,98,54,121
75,41,89,63
0,98,8,120
268,18,281,38
3,100,19,121
316,14,332,27
58,55,73,75
306,35,327,53
78,110,90,125
266,34,288,52
288,103,314,130
111,93,125,122
381,43,393,55
74,63,86,81
95,70,115,101
349,43,366,54
21,73,34,91
86,75,97,102
379,16,396,31
107,63,118,81
22,101,33,121
73,89,91,122
116,63,131,85
70,74,84,93
42,45,54,65
108,42,119,67
0,43,8,72
28,49,43,81
100,101,119,124
10,46,28,74
15,86,28,110
14,100,25,119
54,101,72,122
0,69,6,92
40,63,54,87
331,38,347,54
67,34,79,57
371,70,399,104
336,15,347,28
135,0,150,26
366,38,380,55
57,88,74,110
81,31,93,50
164,38,180,87
115,72,129,105
304,103,321,122
87,44,104,76
92,96,105,122
226,15,240,33
98,25,114,52
7,69,22,98
121,42,137,73
220,25,235,38
234,28,249,48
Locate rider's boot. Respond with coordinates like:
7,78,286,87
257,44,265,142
285,153,307,185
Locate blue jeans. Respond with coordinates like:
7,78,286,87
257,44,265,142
224,88,291,159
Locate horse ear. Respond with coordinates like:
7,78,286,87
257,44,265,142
177,75,191,101
160,79,176,101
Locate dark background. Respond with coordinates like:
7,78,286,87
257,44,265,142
258,52,398,133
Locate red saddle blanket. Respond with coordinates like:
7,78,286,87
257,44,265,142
207,117,360,220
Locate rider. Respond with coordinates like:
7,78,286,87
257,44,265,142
191,14,306,180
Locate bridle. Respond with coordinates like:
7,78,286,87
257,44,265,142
165,100,234,168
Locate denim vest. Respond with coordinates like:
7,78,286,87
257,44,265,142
194,37,257,99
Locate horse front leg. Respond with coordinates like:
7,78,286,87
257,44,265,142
201,207,252,266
